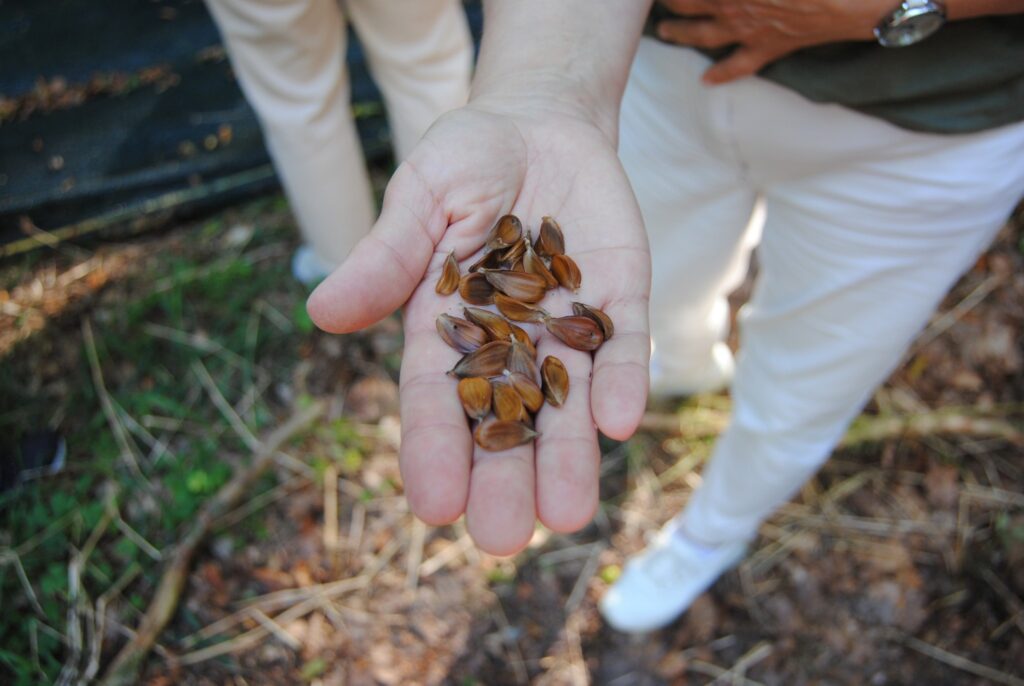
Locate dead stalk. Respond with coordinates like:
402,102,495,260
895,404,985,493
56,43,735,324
98,401,324,686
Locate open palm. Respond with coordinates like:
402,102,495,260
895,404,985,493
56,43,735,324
308,104,651,555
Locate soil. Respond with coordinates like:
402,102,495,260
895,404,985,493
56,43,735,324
2,205,1022,685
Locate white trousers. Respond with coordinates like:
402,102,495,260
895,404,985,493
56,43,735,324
204,0,472,266
620,39,1024,544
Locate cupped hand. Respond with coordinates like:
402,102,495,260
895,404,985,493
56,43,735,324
655,0,886,84
307,102,651,555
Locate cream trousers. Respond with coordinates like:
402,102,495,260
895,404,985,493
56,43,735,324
620,39,1024,544
204,0,472,266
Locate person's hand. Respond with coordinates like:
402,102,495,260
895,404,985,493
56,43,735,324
307,96,651,555
654,0,890,84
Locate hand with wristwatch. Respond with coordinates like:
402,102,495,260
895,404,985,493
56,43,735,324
649,0,957,84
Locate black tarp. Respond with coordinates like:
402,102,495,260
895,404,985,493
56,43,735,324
0,0,482,255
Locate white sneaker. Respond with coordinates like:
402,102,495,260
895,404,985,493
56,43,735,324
291,245,335,287
599,522,747,633
649,341,735,399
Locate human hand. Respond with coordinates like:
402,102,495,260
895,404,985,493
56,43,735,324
654,0,890,84
307,98,651,555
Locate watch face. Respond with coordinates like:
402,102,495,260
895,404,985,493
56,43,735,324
884,9,945,47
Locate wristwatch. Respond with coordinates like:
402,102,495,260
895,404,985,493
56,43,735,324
874,0,947,48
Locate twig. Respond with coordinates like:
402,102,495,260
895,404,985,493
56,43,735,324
774,509,949,538
114,516,162,562
255,298,294,333
348,501,366,560
419,533,473,578
323,465,340,563
963,483,1024,508
563,612,588,686
248,609,301,650
405,518,427,591
274,450,317,478
176,539,400,667
639,407,728,437
844,412,1024,447
29,620,43,680
238,575,371,614
981,568,1024,639
113,398,176,465
144,323,247,370
84,564,141,682
99,401,324,686
82,319,150,483
885,630,1024,686
490,595,529,685
565,544,604,614
215,473,309,529
55,544,90,686
1,549,47,617
641,405,1023,447
658,447,712,487
13,510,77,557
537,541,604,566
709,641,773,685
191,359,260,451
910,273,1004,352
688,659,767,686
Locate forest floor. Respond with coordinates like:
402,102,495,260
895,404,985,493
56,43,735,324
1,196,1022,686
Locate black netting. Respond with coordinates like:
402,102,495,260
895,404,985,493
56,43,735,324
0,0,482,253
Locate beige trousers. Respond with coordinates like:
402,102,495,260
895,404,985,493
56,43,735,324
204,0,473,266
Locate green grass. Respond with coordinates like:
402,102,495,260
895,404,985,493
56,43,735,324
0,198,318,683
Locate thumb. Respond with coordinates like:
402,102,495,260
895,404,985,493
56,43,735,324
702,46,771,85
307,165,444,333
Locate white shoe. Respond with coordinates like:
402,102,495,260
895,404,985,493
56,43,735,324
649,341,735,399
599,522,747,633
291,245,335,287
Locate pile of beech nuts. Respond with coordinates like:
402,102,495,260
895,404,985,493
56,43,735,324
434,215,614,451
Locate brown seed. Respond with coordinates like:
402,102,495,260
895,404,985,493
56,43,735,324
507,338,539,379
501,237,527,267
523,233,559,289
485,214,523,251
571,302,614,339
507,371,544,413
463,306,513,342
545,315,604,352
449,340,511,378
467,248,502,273
459,272,495,305
508,323,536,355
492,380,525,422
494,292,548,323
434,250,460,295
550,254,582,292
457,377,492,421
535,216,565,257
481,269,548,303
436,314,489,353
541,356,569,407
474,418,538,451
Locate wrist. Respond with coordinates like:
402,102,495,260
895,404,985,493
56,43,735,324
470,70,621,145
832,0,902,41
467,0,653,145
